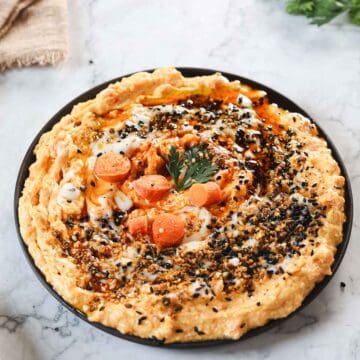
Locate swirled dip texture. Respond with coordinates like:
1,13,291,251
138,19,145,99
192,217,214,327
19,68,346,343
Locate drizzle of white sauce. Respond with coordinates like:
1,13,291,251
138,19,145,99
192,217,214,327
228,257,240,266
237,94,252,108
126,107,152,129
231,212,240,226
92,134,143,157
126,246,139,260
181,123,194,131
234,144,244,153
266,264,278,273
92,234,109,243
180,240,206,252
114,191,133,211
87,207,99,223
279,255,293,271
86,156,97,170
58,183,80,201
152,104,188,115
189,279,212,298
199,106,215,118
98,195,113,218
238,110,259,126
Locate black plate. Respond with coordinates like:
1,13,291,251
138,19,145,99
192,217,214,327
14,68,353,348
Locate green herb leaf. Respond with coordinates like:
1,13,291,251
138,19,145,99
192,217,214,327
286,0,315,16
166,145,184,190
166,145,218,191
349,0,360,25
285,0,360,26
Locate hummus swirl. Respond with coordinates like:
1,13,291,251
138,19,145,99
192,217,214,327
19,68,345,343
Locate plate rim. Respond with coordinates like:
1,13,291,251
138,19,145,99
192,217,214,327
13,67,353,348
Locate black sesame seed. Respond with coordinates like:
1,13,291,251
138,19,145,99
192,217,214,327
162,297,171,306
194,326,205,335
174,304,183,312
138,316,147,325
113,210,126,226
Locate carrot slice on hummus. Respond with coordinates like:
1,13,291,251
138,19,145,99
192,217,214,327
133,175,171,202
94,152,131,183
127,216,149,236
188,182,222,207
152,213,185,248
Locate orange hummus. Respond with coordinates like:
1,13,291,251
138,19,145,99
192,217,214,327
18,68,345,343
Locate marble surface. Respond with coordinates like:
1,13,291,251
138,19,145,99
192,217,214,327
0,0,359,359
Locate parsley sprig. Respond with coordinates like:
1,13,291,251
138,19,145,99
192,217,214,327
166,145,218,191
285,0,360,26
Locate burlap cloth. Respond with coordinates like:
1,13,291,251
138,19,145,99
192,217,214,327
0,0,68,72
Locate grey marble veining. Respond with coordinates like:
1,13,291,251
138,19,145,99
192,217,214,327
0,0,359,359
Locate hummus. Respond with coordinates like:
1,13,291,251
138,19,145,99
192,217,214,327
18,68,346,343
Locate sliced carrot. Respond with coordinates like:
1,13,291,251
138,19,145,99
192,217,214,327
127,216,149,236
152,213,185,248
188,182,222,207
132,175,171,202
94,152,131,183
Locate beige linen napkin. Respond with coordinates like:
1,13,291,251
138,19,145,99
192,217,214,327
0,0,68,72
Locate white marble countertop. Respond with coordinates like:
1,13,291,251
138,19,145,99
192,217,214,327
0,0,359,359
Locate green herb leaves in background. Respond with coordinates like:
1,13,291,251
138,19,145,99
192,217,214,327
166,145,218,192
286,0,360,26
